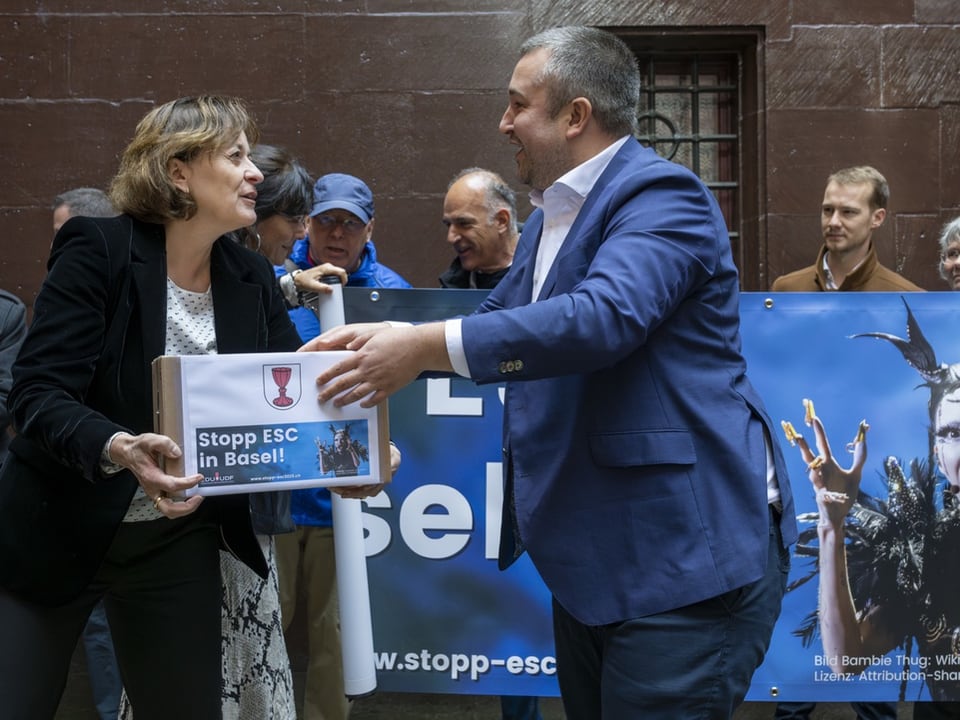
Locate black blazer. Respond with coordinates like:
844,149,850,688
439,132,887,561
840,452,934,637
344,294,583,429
0,215,302,605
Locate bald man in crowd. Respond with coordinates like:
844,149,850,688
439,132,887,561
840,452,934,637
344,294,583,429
441,167,541,720
440,168,519,290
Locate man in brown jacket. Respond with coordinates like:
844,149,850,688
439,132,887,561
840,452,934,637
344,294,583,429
771,165,918,720
771,166,920,292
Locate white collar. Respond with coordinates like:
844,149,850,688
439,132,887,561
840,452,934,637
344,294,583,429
530,135,631,209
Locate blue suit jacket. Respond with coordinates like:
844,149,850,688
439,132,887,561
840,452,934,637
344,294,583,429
462,139,797,625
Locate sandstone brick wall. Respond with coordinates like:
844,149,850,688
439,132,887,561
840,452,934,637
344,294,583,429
2,0,957,304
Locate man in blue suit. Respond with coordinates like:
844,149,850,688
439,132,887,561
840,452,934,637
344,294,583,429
306,26,797,719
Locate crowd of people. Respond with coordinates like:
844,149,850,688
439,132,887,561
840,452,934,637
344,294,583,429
0,22,958,720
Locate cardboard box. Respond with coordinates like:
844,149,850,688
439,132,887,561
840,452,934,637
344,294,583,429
152,351,390,496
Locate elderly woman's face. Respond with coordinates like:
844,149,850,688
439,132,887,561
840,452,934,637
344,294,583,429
941,237,960,290
935,387,960,491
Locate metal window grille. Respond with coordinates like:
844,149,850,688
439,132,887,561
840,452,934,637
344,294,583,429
634,52,741,245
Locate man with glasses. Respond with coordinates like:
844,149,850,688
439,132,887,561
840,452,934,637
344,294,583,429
280,172,411,342
274,171,409,720
937,217,960,290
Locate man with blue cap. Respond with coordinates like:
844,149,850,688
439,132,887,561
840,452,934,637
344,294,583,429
275,172,410,720
279,172,411,342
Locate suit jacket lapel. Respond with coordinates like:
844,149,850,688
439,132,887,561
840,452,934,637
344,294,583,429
210,241,266,354
130,220,167,361
512,212,543,306
131,228,265,358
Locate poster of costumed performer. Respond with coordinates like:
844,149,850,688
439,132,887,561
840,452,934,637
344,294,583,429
782,298,960,702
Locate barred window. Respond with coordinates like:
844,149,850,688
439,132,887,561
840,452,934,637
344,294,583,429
616,31,764,289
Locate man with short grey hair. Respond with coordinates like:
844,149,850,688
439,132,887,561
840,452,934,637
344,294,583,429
440,170,538,720
440,167,518,290
52,187,115,234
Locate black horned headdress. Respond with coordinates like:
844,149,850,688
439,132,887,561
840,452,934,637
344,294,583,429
852,296,960,428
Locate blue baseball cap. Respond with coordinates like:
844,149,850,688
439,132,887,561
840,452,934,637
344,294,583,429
309,173,374,224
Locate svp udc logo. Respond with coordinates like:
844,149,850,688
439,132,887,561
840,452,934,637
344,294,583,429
263,364,302,409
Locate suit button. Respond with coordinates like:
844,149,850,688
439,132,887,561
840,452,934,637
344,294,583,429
498,361,508,374
514,360,524,371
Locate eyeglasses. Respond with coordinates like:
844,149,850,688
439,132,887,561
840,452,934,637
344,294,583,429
941,246,960,265
279,213,306,226
313,215,367,234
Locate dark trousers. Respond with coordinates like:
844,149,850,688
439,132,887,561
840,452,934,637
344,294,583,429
553,504,789,720
500,695,542,720
914,703,960,719
774,701,897,719
0,512,223,720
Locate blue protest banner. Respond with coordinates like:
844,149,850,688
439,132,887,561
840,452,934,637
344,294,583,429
345,288,960,703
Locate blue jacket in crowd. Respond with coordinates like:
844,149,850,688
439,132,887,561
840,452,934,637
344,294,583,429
277,237,411,526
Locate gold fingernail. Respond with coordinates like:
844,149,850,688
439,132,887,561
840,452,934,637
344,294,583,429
853,420,869,444
781,420,801,446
